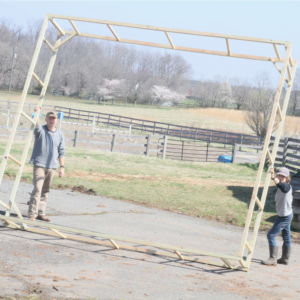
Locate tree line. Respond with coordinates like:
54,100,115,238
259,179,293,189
1,18,299,138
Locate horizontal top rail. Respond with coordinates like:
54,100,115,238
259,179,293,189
48,13,290,47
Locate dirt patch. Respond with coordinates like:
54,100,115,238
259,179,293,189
71,185,96,195
67,169,261,187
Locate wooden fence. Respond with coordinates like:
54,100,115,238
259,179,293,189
53,105,263,147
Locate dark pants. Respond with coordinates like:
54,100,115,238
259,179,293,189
267,213,293,247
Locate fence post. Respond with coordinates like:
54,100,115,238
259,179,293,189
224,133,228,148
68,108,71,120
181,141,184,160
162,135,168,159
206,142,209,162
232,144,237,163
239,134,243,151
6,109,10,127
282,137,289,167
111,134,116,152
74,131,79,147
146,134,151,156
92,116,95,133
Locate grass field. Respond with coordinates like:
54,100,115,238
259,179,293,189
1,139,299,239
1,90,300,136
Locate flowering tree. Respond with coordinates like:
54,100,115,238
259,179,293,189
60,85,70,102
150,85,186,107
97,79,127,105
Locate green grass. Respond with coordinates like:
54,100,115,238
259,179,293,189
2,139,299,241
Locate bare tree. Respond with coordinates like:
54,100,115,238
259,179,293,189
244,72,277,137
231,77,251,110
289,69,300,115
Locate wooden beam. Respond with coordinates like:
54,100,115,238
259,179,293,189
239,259,247,268
50,228,67,239
243,59,298,268
54,32,77,50
238,45,293,267
221,258,234,269
0,215,241,262
43,38,56,53
109,239,120,249
5,220,22,229
7,155,21,166
21,111,36,125
48,13,288,45
5,223,249,271
69,20,81,36
165,32,175,49
0,200,9,210
273,44,281,60
226,38,231,56
107,24,120,41
64,30,283,63
255,197,263,211
289,54,294,67
267,149,274,165
277,105,283,121
287,64,292,81
270,58,289,83
32,72,45,87
49,18,66,36
174,250,184,260
245,241,253,253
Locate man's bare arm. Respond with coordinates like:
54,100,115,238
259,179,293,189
59,157,65,178
34,105,42,127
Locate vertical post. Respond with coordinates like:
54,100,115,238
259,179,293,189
111,134,116,152
8,46,17,92
74,131,79,147
238,45,294,267
68,108,71,120
162,135,168,159
92,116,95,133
239,134,243,151
194,129,198,141
282,137,289,167
224,133,228,148
206,142,209,162
6,110,10,127
146,134,151,156
153,122,156,134
181,141,184,160
232,144,237,163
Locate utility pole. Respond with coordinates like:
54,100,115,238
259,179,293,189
8,47,17,92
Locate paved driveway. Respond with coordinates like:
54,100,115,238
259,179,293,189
0,179,299,300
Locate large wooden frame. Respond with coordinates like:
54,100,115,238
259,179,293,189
0,14,297,272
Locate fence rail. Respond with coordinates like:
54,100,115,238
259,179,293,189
52,105,263,147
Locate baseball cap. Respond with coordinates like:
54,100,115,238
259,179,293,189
46,111,57,118
277,167,289,177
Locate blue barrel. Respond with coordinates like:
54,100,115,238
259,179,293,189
31,112,42,118
218,155,233,163
58,112,64,120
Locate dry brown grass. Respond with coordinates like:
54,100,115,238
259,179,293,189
1,90,300,136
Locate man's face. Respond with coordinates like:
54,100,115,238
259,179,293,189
46,116,57,127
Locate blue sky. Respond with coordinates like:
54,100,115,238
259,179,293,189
1,1,299,85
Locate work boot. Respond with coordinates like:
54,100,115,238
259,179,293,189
261,246,278,266
36,215,51,222
277,246,291,265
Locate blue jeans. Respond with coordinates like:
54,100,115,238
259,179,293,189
267,213,293,247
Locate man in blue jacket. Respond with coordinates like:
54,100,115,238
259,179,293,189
28,106,65,222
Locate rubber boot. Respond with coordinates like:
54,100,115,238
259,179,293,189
277,246,291,265
261,246,278,266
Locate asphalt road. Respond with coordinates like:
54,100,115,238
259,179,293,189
0,179,299,300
